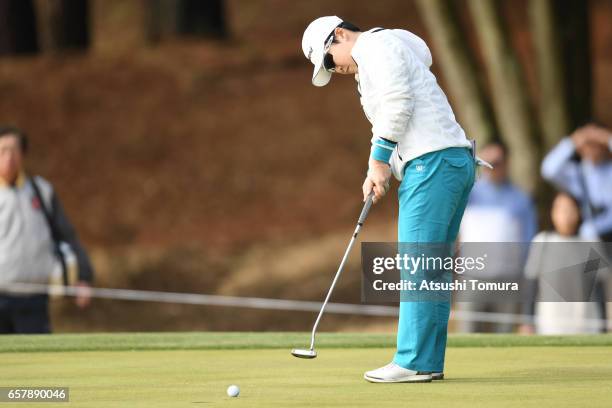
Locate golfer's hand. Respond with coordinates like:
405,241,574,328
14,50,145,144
363,159,392,203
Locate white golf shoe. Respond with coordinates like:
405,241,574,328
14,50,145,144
364,363,433,383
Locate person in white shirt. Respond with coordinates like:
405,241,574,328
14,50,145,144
302,16,477,383
520,192,608,334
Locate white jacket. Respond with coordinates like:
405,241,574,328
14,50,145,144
351,28,471,180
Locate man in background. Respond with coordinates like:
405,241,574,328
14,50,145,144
541,122,612,241
457,141,537,332
0,126,94,334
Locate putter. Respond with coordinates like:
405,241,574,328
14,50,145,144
292,191,375,359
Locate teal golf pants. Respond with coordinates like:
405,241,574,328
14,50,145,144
393,147,475,372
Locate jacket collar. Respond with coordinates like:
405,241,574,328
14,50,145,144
350,27,383,66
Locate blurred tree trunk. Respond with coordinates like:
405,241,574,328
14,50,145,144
177,0,226,38
145,0,227,45
415,0,496,145
35,0,90,52
468,0,542,193
144,0,178,44
555,0,592,128
528,0,571,150
528,0,591,227
0,0,39,55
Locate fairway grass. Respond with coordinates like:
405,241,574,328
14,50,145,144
1,333,611,407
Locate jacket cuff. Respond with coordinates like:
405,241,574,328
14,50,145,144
370,138,396,164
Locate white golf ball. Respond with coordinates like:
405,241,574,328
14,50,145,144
226,385,240,397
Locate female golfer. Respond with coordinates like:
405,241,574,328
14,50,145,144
302,16,477,383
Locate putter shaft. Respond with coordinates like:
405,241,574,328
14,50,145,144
307,192,374,352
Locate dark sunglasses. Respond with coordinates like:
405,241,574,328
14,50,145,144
324,53,336,72
323,33,337,72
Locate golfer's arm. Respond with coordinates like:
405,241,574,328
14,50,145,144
370,138,396,165
367,42,414,165
370,91,413,165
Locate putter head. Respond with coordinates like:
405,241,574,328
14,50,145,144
291,348,317,359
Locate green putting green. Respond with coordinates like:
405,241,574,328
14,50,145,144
1,333,611,407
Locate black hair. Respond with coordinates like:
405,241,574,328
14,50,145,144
328,21,361,45
552,190,583,235
338,21,361,32
576,117,609,129
0,125,29,153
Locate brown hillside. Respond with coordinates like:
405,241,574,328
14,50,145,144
1,0,611,332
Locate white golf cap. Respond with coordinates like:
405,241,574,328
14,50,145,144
302,16,343,87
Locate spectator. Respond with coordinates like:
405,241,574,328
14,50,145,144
456,141,537,333
520,192,608,334
0,126,94,334
541,122,612,241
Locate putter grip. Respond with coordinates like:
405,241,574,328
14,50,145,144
358,192,375,225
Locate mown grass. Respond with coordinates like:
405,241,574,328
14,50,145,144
2,344,612,407
1,332,611,353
